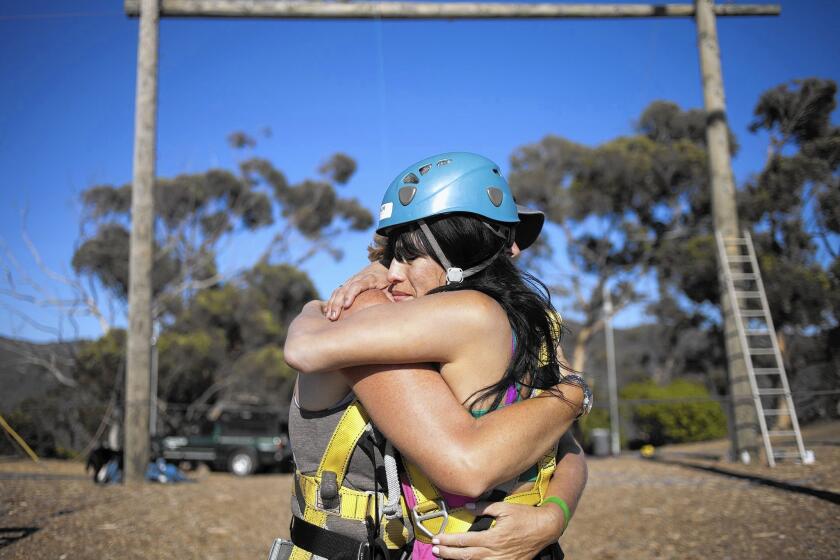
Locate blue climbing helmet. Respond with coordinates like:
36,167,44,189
376,152,520,284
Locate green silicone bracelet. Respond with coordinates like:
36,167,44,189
540,496,571,533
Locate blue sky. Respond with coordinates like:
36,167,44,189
1,0,838,341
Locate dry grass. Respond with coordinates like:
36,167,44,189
1,422,838,559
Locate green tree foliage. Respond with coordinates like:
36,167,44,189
160,263,316,409
620,380,727,446
60,140,371,443
739,78,840,414
510,80,839,408
740,78,838,330
73,140,370,316
509,101,711,376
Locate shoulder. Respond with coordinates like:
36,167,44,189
420,290,508,329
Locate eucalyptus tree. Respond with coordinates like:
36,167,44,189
508,101,711,378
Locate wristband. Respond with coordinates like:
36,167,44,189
540,496,572,533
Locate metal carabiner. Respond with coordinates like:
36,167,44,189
410,499,450,540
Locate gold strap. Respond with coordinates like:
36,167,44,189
297,474,409,522
317,400,371,484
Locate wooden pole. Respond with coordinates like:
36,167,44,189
125,0,160,484
694,0,757,461
125,1,779,19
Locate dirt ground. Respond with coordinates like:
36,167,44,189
1,422,838,560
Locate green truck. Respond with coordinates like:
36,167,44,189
158,408,292,476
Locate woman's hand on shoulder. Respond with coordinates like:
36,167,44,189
324,261,389,321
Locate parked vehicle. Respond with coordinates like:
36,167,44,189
157,408,291,476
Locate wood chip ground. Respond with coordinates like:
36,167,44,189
1,422,838,559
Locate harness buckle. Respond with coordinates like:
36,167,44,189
364,490,382,521
410,499,450,539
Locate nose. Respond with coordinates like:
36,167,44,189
387,260,407,284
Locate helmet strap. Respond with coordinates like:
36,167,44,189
482,221,514,246
418,220,508,285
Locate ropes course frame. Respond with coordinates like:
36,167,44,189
120,0,781,482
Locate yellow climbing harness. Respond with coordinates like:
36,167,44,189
289,387,560,557
289,400,410,560
403,438,557,544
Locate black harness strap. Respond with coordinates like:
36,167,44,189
291,516,364,560
290,516,399,560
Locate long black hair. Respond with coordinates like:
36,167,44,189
384,213,570,413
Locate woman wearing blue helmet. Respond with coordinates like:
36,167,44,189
283,153,588,560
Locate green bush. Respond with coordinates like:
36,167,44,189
620,379,727,445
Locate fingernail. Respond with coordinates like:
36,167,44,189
330,311,337,319
465,502,476,510
432,538,440,545
432,546,440,556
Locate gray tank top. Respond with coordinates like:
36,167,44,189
289,391,384,492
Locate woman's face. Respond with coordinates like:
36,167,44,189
386,255,445,301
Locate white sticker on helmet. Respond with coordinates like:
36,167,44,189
380,202,393,220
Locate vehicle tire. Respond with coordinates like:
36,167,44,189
228,448,258,476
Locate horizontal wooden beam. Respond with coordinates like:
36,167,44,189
124,1,781,20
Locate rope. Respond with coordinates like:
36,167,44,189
0,414,40,463
364,423,401,520
382,440,402,520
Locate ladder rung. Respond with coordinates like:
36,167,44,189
773,451,804,458
754,368,781,375
735,291,762,298
768,430,797,437
722,238,748,245
731,273,757,279
745,329,770,335
740,310,766,317
763,409,787,416
727,255,752,262
749,348,776,355
757,388,788,396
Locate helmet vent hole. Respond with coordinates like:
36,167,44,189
419,164,432,176
487,187,504,207
492,168,500,175
402,172,419,184
436,159,452,167
398,186,417,206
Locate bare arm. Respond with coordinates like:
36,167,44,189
539,431,587,539
344,365,583,498
284,291,506,374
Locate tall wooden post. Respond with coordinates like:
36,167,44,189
695,0,757,460
125,0,160,483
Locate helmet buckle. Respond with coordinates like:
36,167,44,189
445,268,464,284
